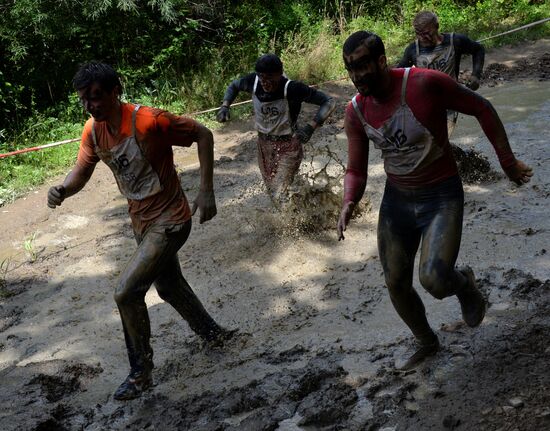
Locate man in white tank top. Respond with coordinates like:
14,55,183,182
339,31,532,371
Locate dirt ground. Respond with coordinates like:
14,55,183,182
0,38,549,431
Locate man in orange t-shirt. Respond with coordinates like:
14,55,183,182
47,62,232,400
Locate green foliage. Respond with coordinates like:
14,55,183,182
281,20,339,82
24,231,38,262
0,111,81,206
0,256,12,297
0,0,548,206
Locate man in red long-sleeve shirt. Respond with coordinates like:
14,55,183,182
337,31,532,370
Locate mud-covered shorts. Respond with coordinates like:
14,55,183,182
257,133,303,198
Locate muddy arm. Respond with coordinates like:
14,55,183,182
456,34,485,79
311,97,336,128
191,124,217,223
47,163,95,208
338,104,369,240
221,73,255,107
446,82,532,184
396,43,416,68
63,163,96,198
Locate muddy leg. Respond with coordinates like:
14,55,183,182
418,198,466,300
151,220,230,342
378,211,435,344
270,137,303,199
155,254,223,340
377,185,439,370
113,222,193,373
257,136,277,196
417,182,486,326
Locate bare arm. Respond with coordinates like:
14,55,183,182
191,123,217,223
47,163,95,208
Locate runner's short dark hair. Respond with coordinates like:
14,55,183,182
343,31,385,60
255,54,283,73
413,11,439,29
72,62,122,94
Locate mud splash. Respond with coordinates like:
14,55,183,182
482,52,550,86
277,139,370,234
451,144,502,184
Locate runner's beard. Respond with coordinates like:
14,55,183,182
354,72,383,97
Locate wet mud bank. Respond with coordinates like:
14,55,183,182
16,270,550,431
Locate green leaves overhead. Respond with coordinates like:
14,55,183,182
0,0,548,135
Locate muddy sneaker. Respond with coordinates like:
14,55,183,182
456,266,486,327
396,335,440,371
204,327,238,348
113,370,153,401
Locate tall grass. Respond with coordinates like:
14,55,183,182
280,20,344,83
0,108,83,205
1,0,548,206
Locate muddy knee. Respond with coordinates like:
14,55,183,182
385,275,412,301
155,284,174,303
419,266,454,300
114,278,144,306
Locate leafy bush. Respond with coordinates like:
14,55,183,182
0,0,548,205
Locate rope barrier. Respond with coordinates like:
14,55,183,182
0,76,349,159
1,17,548,159
477,17,549,42
0,138,81,159
185,76,349,117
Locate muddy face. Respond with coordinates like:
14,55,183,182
77,82,119,122
344,42,387,97
414,23,442,47
257,72,283,93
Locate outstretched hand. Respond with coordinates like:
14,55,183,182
216,106,230,123
337,201,355,241
466,76,480,91
191,190,217,224
47,185,66,209
294,124,315,144
505,159,533,186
